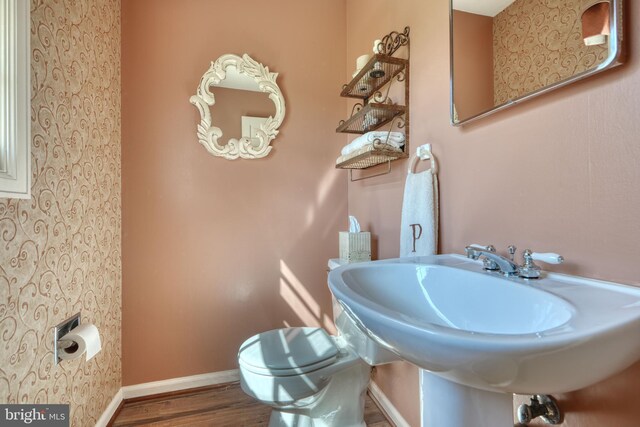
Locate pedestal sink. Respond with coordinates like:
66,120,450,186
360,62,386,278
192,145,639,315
328,255,640,427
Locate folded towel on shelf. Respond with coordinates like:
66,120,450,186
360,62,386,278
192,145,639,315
341,131,405,156
336,142,403,165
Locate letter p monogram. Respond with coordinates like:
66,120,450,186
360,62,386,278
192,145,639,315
410,223,422,253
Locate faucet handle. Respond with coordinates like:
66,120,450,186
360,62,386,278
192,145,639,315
465,244,493,259
469,244,494,251
530,252,564,264
464,245,500,270
519,250,564,279
519,250,541,279
473,245,501,271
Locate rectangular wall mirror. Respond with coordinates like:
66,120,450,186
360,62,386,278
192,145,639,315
450,0,624,126
0,0,31,198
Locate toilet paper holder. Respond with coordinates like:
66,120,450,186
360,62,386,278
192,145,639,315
54,313,80,364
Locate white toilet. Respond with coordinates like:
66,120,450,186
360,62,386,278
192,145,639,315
238,260,398,427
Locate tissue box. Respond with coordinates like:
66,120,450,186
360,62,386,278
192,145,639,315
339,232,371,263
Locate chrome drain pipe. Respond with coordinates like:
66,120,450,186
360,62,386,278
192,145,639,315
517,395,562,425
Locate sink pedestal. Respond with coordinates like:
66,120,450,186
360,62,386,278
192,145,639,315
420,370,513,427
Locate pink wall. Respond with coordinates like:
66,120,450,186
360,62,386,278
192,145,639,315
452,10,494,120
347,0,640,426
121,0,640,424
121,0,347,385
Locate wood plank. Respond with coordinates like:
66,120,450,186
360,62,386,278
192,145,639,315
111,382,394,427
364,392,392,426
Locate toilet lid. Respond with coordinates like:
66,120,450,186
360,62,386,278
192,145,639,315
239,327,339,375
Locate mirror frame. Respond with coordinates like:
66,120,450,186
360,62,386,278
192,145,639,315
450,0,625,126
0,0,30,198
190,54,285,160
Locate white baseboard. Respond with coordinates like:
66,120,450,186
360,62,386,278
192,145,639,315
95,388,123,427
98,371,403,427
96,369,240,426
368,381,411,427
121,369,240,399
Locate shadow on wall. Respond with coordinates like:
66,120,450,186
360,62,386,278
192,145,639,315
280,260,334,331
275,164,348,333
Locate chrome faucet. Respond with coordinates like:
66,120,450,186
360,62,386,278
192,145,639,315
465,244,564,279
465,245,520,276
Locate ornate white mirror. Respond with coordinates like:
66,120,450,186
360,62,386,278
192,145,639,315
450,0,624,126
190,54,285,160
0,0,30,198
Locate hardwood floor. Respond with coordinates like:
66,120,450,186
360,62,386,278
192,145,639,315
111,382,393,427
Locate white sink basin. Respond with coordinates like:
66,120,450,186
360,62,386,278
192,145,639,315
328,254,640,395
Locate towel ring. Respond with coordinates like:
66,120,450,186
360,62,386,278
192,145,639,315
409,143,437,174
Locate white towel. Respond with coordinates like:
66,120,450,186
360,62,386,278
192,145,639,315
341,131,405,156
400,169,438,257
335,142,403,165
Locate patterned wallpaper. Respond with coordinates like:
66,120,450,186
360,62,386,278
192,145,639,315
493,0,609,105
0,1,121,425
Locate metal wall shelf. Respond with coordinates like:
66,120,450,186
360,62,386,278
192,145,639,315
336,103,406,134
341,55,408,100
335,27,410,177
336,145,408,170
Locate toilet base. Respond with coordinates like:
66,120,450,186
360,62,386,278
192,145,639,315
268,361,370,427
269,412,366,427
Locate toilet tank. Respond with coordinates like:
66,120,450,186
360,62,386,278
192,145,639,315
328,259,399,365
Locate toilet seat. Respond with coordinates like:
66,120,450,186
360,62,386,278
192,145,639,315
239,327,339,376
238,326,372,426
236,258,379,426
